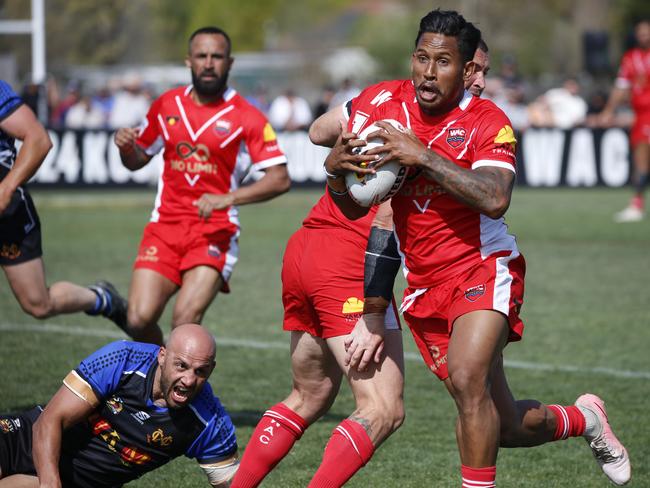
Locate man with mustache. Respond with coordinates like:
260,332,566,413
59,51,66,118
0,324,238,487
114,27,291,345
319,9,630,487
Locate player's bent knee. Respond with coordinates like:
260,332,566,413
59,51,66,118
20,299,53,319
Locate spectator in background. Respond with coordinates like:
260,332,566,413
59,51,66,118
484,77,530,131
108,73,150,129
268,88,312,131
329,77,360,110
313,85,336,119
64,94,105,129
528,78,588,129
598,18,650,223
245,84,271,114
49,81,81,129
92,85,115,128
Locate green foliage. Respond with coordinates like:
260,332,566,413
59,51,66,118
0,187,649,486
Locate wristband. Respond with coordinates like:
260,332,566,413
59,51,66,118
327,185,348,196
323,165,341,180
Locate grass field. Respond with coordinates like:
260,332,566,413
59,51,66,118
0,187,648,487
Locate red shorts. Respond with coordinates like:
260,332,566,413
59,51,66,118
282,226,400,339
631,110,650,147
133,220,239,290
402,252,526,380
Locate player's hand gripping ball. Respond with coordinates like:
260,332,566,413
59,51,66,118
345,119,408,207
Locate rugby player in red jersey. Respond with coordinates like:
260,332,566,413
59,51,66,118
320,9,631,487
230,80,412,488
599,18,650,222
114,27,290,345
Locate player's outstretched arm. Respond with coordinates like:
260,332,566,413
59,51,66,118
366,121,515,219
598,86,629,126
309,104,347,147
32,382,98,488
0,105,52,214
114,127,152,171
199,454,240,487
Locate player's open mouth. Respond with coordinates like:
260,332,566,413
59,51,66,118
171,386,190,403
418,83,438,102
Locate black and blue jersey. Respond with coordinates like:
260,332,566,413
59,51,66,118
59,340,237,487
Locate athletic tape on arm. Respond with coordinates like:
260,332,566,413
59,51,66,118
364,227,400,300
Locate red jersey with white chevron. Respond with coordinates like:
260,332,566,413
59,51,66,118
368,85,520,288
616,47,650,112
302,79,412,238
136,85,287,225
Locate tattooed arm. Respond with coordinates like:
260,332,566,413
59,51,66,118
364,120,515,219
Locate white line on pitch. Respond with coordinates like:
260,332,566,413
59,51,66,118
2,322,649,380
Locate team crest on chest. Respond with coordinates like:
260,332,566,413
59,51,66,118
446,127,466,148
213,119,232,136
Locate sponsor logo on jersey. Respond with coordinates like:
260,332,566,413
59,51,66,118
0,244,21,260
106,396,124,414
214,119,232,135
147,427,173,447
446,127,466,148
342,297,364,322
0,418,17,433
350,111,370,134
132,411,151,423
494,125,516,150
166,116,179,126
208,244,221,258
464,284,486,302
136,245,159,263
176,142,211,162
120,446,152,466
263,123,277,142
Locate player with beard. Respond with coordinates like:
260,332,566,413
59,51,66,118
114,27,290,345
0,324,239,487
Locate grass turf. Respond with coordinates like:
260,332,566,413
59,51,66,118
0,187,648,487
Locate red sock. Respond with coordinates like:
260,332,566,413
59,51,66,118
308,419,375,488
631,195,644,210
461,465,496,488
547,404,585,440
231,403,307,488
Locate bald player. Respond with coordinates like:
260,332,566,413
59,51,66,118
0,324,238,488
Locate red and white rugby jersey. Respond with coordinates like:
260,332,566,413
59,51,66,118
136,85,287,225
303,80,413,238
616,47,650,111
367,84,520,288
303,79,412,239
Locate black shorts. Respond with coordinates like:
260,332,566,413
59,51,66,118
0,187,42,266
0,406,41,478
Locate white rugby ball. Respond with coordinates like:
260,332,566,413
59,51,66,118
345,119,407,207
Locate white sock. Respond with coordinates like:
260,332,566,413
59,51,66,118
577,404,601,440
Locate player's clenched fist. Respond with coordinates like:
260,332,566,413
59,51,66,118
113,128,139,153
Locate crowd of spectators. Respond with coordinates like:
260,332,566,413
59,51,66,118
19,67,632,134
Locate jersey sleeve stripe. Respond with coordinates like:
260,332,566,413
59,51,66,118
156,114,170,141
615,77,631,89
63,370,100,407
139,135,164,156
472,160,516,173
219,126,243,148
251,155,288,171
341,102,351,121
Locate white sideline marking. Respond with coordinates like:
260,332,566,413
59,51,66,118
2,322,649,380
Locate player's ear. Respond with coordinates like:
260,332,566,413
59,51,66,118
158,346,167,366
184,56,192,69
463,60,476,83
